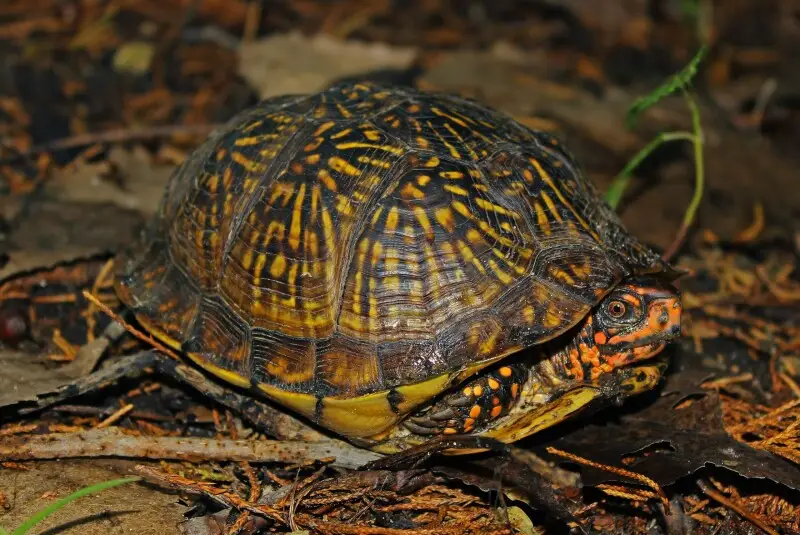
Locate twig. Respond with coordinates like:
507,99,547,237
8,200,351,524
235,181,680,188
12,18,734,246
0,424,38,437
733,202,765,243
0,428,380,470
755,265,800,301
137,465,506,533
780,373,800,399
52,404,204,423
243,0,263,41
136,464,284,524
298,521,484,534
749,78,778,128
595,483,662,503
95,403,135,429
700,373,755,391
696,479,780,535
0,124,218,164
82,289,181,361
546,446,669,511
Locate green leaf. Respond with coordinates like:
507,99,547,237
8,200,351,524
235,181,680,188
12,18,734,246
626,45,708,128
680,0,700,20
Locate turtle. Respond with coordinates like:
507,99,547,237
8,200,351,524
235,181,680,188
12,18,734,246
114,81,682,454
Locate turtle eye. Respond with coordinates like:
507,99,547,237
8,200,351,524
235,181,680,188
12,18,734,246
606,300,627,319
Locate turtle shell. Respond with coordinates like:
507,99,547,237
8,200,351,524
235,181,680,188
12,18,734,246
115,81,671,439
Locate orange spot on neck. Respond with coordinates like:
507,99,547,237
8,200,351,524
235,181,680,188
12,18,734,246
593,331,607,345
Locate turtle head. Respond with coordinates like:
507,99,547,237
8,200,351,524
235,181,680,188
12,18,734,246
586,276,681,373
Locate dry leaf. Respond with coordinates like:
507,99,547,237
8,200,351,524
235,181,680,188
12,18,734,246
47,146,174,216
238,32,417,99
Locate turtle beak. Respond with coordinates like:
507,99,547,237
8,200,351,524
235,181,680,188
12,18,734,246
637,290,682,342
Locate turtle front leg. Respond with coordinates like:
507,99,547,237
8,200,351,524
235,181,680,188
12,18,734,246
404,362,527,436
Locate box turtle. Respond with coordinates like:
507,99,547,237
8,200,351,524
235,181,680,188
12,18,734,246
115,81,682,453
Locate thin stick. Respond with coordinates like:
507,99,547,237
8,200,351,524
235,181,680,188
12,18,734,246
95,403,135,429
243,0,263,41
546,446,669,511
81,290,181,361
0,124,219,164
696,479,779,535
136,464,284,524
0,428,381,470
138,464,501,534
780,372,800,399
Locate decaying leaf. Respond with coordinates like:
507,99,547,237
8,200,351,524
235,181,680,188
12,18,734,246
238,32,417,99
0,349,99,407
0,255,122,406
5,200,142,255
113,41,156,74
506,506,540,535
0,249,107,282
46,146,174,216
549,345,800,490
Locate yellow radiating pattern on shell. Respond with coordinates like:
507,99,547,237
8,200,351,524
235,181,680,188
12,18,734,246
114,80,675,449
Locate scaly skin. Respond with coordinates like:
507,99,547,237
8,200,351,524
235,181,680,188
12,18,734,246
398,275,681,441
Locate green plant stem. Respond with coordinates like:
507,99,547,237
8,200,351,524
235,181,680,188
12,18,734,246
662,93,704,261
605,131,696,210
6,477,140,535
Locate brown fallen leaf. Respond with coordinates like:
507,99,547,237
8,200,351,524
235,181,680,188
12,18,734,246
238,32,418,99
47,146,174,216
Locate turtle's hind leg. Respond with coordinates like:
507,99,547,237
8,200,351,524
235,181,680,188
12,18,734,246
404,361,527,436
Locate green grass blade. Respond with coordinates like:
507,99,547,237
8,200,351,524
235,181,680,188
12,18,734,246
626,45,708,128
9,477,140,535
605,131,695,209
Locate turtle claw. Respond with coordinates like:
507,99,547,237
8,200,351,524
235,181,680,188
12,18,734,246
443,395,474,407
403,420,442,435
426,407,458,421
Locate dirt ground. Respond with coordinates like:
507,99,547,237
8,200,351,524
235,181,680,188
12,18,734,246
0,461,185,534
